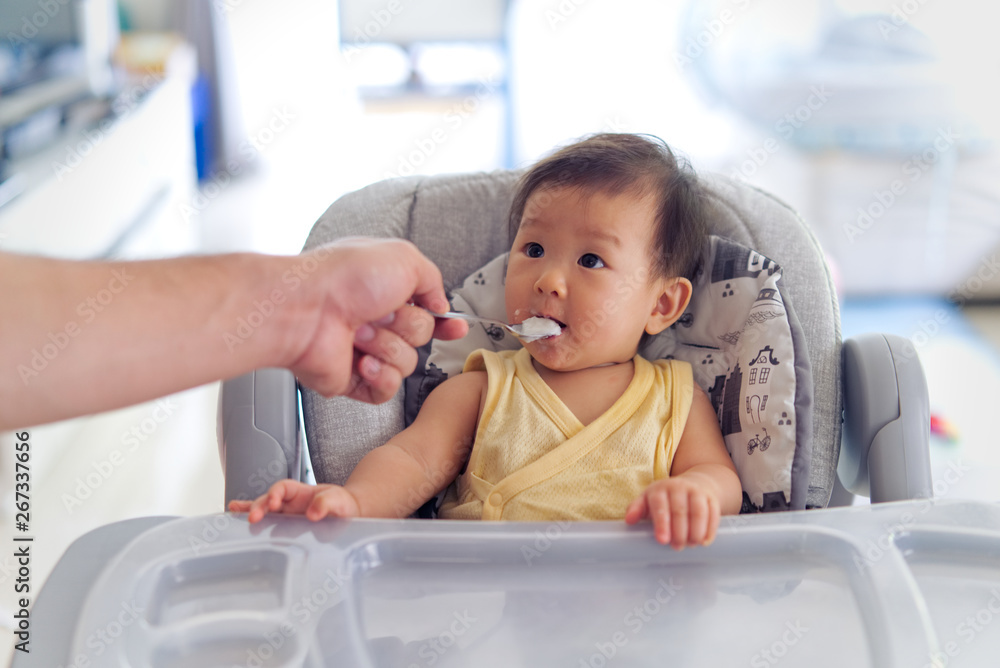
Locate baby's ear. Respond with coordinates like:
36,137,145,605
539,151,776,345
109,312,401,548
646,277,692,335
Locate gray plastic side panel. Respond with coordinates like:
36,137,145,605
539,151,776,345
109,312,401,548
218,369,302,505
11,516,176,668
838,333,932,502
874,336,932,502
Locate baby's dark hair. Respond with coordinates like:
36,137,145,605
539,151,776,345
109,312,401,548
508,133,707,280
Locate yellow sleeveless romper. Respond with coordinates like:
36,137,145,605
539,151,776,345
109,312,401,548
438,348,694,521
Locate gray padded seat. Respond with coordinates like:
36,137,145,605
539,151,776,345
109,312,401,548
300,171,842,509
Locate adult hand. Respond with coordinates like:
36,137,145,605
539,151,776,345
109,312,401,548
284,238,467,404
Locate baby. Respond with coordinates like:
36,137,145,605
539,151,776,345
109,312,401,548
230,133,742,549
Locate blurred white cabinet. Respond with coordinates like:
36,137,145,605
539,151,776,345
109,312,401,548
0,57,198,260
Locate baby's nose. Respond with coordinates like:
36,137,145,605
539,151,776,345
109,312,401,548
535,269,567,298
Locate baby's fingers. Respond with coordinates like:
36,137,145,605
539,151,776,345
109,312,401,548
305,487,360,521
645,488,674,547
245,481,313,523
686,493,711,547
702,496,722,546
667,488,691,550
624,494,649,525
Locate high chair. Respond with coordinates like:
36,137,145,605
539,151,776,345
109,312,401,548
24,171,990,668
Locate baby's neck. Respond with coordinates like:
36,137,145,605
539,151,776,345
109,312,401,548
591,360,630,368
531,355,637,426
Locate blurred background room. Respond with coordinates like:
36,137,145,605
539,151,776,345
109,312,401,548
1,0,999,659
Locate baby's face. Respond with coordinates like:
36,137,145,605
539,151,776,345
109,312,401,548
505,186,667,372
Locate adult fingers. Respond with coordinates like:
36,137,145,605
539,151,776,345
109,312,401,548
353,321,419,380
347,353,404,405
335,238,451,320
398,241,452,316
373,303,469,346
373,306,435,349
434,317,469,341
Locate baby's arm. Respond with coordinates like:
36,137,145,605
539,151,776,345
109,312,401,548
625,386,741,549
229,370,486,522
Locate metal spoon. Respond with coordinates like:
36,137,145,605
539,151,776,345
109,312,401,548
430,310,561,341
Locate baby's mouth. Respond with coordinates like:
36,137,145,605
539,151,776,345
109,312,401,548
531,313,566,329
537,315,567,334
517,315,564,340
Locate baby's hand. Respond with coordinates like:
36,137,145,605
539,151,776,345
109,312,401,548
227,479,360,523
624,476,721,550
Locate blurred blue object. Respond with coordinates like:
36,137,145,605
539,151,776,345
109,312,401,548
190,73,214,182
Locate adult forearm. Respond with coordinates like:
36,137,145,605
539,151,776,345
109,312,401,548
1,238,459,430
0,252,308,429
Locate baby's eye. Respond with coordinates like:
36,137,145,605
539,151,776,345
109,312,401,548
579,253,605,269
524,242,544,258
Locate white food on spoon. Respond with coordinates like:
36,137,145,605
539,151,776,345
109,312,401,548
515,316,561,341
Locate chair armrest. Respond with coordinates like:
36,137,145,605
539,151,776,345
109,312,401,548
217,368,305,506
838,333,933,503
